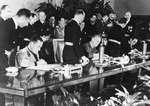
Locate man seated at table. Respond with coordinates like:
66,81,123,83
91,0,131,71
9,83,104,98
83,34,101,95
15,34,47,106
15,34,47,88
16,34,47,66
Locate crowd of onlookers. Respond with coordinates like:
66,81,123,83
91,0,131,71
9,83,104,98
1,4,150,66
1,2,150,106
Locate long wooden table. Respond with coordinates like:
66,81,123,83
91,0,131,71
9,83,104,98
1,61,150,106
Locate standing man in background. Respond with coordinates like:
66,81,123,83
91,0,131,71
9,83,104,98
0,5,14,21
0,4,14,106
0,4,15,85
34,10,55,64
0,7,30,106
63,9,89,65
3,8,31,66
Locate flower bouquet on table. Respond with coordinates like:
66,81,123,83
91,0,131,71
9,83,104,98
5,67,19,77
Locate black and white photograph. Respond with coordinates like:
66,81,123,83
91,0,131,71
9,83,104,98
0,0,150,106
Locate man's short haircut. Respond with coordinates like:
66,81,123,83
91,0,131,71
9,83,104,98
30,13,36,17
1,5,7,11
0,5,8,13
30,33,43,43
38,10,46,15
16,8,31,18
74,9,85,16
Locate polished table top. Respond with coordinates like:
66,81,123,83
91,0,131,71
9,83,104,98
0,61,150,97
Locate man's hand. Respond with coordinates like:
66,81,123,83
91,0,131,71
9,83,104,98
80,22,85,31
37,59,47,65
80,56,89,66
129,38,138,47
92,53,99,61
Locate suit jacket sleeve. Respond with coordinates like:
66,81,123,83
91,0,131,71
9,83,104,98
65,24,84,58
0,22,9,50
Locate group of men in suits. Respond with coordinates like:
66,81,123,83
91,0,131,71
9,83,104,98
0,5,31,84
0,5,56,106
0,5,31,106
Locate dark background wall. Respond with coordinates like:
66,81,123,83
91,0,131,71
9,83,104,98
113,0,150,17
1,0,150,17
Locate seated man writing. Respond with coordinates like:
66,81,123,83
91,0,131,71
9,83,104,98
14,34,47,106
16,34,47,67
15,34,47,88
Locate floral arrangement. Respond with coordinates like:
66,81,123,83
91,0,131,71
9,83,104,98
90,85,150,106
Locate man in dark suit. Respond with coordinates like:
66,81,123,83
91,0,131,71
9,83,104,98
0,8,31,85
17,13,38,49
0,5,19,106
2,8,31,67
0,4,12,77
0,7,8,103
34,10,51,37
0,8,30,106
0,4,18,85
63,9,89,65
0,4,15,50
34,10,55,64
4,8,30,49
